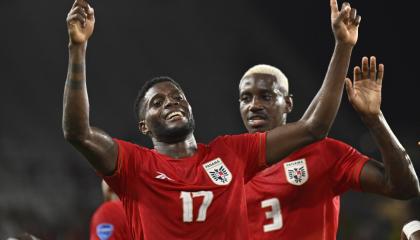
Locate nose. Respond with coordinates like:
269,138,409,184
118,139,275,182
249,97,264,112
164,96,180,108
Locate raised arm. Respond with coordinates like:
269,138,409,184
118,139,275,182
266,0,360,164
345,57,420,199
63,0,117,175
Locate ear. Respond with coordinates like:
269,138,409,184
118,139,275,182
284,94,294,113
138,120,149,135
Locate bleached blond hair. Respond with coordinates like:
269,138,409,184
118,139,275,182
241,64,289,93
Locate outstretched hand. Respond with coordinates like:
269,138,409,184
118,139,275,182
66,0,95,45
330,0,361,46
345,56,384,117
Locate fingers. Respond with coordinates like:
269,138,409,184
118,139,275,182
350,8,357,23
67,13,86,27
68,0,94,28
344,78,355,99
87,4,95,20
72,0,89,11
330,0,339,15
358,56,384,84
353,66,361,82
361,56,369,79
336,3,351,23
354,15,362,26
67,6,88,27
377,63,384,85
369,56,377,81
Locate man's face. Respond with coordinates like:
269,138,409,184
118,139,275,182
140,81,195,143
239,73,291,133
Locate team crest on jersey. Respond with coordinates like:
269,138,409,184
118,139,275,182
96,223,114,240
203,158,232,185
284,158,308,186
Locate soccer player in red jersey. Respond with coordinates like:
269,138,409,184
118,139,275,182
241,61,420,238
90,181,132,240
63,0,361,239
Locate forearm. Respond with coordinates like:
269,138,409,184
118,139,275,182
62,43,91,140
363,112,420,198
266,44,353,164
302,43,353,138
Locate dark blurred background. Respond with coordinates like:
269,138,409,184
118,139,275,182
0,0,419,239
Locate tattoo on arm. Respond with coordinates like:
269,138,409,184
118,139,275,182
71,63,84,73
66,79,84,90
66,63,85,90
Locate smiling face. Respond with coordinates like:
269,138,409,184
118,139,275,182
139,81,195,143
239,73,292,133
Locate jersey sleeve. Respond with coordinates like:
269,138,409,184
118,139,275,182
101,139,143,198
324,138,370,195
219,132,267,181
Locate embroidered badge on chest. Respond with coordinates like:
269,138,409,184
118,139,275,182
283,158,309,186
203,158,233,185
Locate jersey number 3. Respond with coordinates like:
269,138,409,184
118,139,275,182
180,191,214,222
261,198,283,232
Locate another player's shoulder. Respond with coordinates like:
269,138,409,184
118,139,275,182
303,137,353,151
93,200,122,216
91,201,126,227
210,132,263,146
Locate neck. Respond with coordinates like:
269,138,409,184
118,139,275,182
104,193,119,202
152,133,198,158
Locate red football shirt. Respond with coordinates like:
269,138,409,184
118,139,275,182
245,138,369,240
103,133,266,240
90,200,132,240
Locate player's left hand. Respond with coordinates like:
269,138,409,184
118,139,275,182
345,56,383,117
330,0,361,46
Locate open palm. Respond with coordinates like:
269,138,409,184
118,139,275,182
345,56,384,116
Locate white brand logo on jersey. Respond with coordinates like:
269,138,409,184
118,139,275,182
284,158,308,186
96,223,114,240
203,158,232,185
155,171,174,181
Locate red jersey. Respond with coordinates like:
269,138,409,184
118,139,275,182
103,133,266,240
245,138,369,240
90,200,132,240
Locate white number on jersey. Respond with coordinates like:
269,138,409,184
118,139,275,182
261,197,283,232
180,191,214,222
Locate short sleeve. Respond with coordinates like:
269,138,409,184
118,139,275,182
219,132,267,181
102,139,143,198
324,138,370,195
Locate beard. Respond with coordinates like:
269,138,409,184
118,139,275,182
151,114,196,143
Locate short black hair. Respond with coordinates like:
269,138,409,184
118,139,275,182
134,76,183,122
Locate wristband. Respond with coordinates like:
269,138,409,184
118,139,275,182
403,220,420,239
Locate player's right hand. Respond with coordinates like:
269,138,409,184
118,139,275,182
66,0,95,45
330,0,361,46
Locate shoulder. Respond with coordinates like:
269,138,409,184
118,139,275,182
210,133,264,145
113,138,156,159
114,138,149,151
299,137,354,152
93,201,122,217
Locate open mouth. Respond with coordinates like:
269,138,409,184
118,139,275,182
165,111,185,121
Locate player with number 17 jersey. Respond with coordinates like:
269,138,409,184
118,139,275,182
246,138,369,240
103,133,266,240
